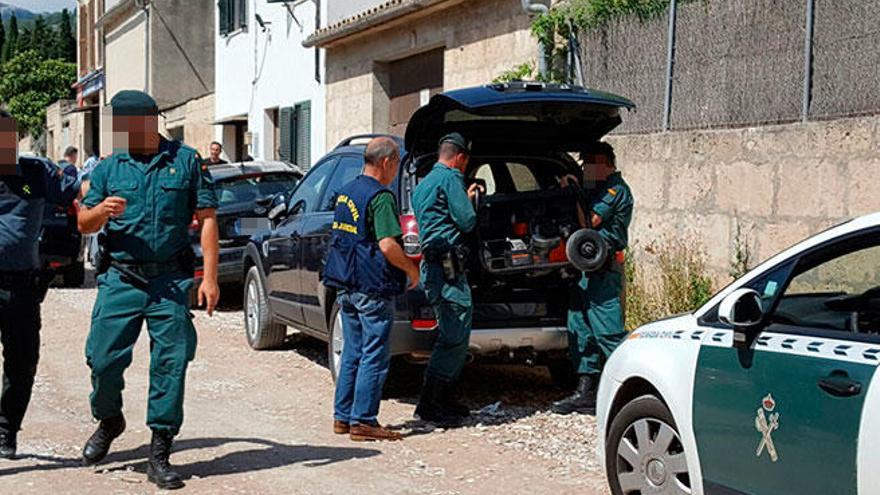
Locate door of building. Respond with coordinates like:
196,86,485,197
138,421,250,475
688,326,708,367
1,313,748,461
388,48,444,137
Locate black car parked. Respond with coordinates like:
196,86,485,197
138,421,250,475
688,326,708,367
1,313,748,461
191,161,302,294
242,82,634,383
39,162,85,287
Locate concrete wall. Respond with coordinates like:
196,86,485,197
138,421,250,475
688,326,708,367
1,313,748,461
324,0,535,147
45,100,85,166
161,93,216,155
150,0,215,110
608,115,880,281
104,11,148,98
214,0,326,162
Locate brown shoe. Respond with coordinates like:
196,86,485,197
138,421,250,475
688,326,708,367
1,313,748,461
349,423,402,442
333,420,350,435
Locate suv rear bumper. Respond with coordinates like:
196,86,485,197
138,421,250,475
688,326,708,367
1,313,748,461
389,322,568,357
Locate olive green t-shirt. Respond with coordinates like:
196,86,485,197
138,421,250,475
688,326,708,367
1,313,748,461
367,191,403,241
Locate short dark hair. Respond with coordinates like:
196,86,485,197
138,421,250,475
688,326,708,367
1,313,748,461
438,142,465,160
581,141,616,167
64,146,78,157
364,137,399,166
210,141,222,148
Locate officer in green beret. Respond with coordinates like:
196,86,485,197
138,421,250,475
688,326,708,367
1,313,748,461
412,133,483,426
77,90,219,490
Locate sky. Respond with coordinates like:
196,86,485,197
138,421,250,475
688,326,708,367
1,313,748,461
4,0,76,13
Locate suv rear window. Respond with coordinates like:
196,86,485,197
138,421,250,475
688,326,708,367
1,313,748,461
472,162,551,195
217,173,299,209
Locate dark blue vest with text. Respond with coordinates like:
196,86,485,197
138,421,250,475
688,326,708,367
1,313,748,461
323,175,406,297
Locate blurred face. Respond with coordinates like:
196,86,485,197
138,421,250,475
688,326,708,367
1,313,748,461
209,143,222,161
581,153,614,183
111,114,160,155
0,116,18,174
378,153,401,186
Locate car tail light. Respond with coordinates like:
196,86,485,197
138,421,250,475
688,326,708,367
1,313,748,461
411,319,438,331
400,214,422,260
49,261,63,269
189,214,199,233
194,269,204,279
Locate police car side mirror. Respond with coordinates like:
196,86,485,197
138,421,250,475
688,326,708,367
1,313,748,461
267,194,288,223
719,288,764,347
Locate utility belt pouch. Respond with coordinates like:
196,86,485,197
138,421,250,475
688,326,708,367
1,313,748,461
441,252,457,282
95,232,111,275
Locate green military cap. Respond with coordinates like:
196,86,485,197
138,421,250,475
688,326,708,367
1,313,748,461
439,132,471,153
110,90,159,116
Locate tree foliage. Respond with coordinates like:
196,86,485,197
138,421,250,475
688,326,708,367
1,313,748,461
0,50,77,136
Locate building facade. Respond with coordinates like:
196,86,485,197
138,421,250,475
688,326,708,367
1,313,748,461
306,0,540,147
213,0,326,168
97,0,216,155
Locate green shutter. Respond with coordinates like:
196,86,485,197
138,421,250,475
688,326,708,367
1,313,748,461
238,0,248,29
279,107,294,163
295,101,312,171
218,0,231,35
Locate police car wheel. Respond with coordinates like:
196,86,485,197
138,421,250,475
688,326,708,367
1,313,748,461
243,266,286,350
606,395,691,495
327,302,344,383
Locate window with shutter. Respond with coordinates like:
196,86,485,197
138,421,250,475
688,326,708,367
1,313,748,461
218,0,231,35
294,102,312,171
279,107,294,163
238,0,248,29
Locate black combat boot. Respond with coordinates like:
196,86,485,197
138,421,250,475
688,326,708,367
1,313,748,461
0,430,17,459
147,430,184,490
551,374,596,415
82,414,126,466
439,379,470,419
414,375,462,427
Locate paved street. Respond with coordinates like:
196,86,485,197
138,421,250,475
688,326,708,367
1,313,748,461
0,280,609,494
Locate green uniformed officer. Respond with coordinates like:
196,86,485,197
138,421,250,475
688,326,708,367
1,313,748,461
77,90,219,489
412,133,483,426
552,141,633,415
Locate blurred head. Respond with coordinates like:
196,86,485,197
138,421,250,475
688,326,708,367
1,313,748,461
437,133,471,173
579,141,616,182
108,90,160,155
64,146,79,165
363,137,400,186
0,110,18,174
209,141,223,162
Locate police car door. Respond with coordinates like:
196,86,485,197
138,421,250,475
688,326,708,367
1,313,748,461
693,229,880,495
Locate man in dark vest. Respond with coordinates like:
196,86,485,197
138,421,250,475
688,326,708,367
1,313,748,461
324,137,420,441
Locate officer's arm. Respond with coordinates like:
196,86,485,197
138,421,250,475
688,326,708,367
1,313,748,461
591,186,620,230
43,159,81,205
78,162,115,234
447,175,477,233
197,207,220,313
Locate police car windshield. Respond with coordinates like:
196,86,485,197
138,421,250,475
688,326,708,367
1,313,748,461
217,173,299,209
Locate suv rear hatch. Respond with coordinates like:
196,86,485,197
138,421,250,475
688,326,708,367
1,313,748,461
404,82,634,330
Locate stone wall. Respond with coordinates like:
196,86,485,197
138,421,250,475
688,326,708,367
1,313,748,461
324,0,535,147
161,93,216,155
607,115,880,281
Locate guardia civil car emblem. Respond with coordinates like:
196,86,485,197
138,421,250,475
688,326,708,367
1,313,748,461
755,394,780,462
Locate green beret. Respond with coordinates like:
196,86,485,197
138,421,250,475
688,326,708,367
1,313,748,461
110,90,158,116
439,132,471,153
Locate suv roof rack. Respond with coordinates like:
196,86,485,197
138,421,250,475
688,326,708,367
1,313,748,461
487,81,585,93
334,134,403,150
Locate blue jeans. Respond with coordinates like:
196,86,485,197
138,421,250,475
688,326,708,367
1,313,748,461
333,292,395,425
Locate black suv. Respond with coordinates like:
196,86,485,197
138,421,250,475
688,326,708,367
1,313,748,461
242,82,634,382
40,162,85,287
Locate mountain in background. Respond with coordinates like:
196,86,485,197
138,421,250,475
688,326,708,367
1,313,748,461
0,2,36,20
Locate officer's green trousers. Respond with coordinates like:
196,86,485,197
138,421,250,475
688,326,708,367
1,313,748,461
568,269,626,376
422,263,473,381
85,268,196,435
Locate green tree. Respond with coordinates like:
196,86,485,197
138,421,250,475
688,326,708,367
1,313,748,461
2,15,18,63
58,9,76,63
0,21,5,63
30,15,50,59
0,50,77,136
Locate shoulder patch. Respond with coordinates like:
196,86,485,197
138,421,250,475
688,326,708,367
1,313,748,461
607,188,617,196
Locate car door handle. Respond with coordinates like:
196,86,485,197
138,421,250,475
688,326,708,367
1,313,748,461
818,373,862,398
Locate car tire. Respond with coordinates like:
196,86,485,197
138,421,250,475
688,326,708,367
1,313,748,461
243,266,286,350
327,301,343,383
63,262,85,288
606,394,691,495
547,358,577,389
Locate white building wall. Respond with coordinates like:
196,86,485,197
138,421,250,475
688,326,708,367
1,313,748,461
215,0,326,165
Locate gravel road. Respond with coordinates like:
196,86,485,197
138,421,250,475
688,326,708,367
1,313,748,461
0,279,610,494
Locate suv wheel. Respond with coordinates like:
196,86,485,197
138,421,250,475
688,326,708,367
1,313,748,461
243,266,286,350
606,395,691,495
63,262,85,288
327,302,343,382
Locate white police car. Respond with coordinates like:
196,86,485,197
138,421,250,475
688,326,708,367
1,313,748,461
597,213,880,495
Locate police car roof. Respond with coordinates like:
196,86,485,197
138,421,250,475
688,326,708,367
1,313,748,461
207,160,303,180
